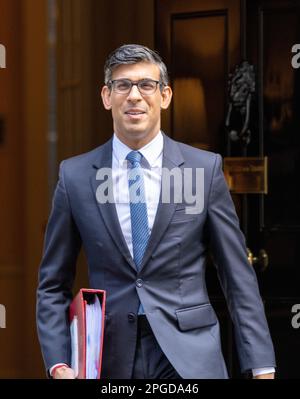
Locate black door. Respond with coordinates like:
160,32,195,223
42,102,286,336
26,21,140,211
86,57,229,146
156,0,300,378
244,0,300,379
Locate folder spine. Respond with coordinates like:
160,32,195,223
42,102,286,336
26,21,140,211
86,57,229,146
69,288,106,379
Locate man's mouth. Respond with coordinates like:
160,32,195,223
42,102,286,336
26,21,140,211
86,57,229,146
126,112,144,115
124,109,146,115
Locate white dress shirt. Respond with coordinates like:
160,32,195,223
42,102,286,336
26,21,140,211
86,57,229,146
112,131,163,258
50,130,274,377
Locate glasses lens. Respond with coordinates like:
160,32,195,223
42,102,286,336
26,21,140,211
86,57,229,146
138,80,157,94
113,79,131,93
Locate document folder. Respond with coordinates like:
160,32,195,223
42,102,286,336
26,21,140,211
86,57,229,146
69,288,106,379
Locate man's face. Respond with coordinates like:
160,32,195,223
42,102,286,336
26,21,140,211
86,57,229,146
101,61,172,148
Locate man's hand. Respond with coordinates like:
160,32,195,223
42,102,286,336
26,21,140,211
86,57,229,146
53,366,76,379
253,372,275,379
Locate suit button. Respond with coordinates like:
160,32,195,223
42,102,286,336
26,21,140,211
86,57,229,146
136,279,143,288
128,313,136,322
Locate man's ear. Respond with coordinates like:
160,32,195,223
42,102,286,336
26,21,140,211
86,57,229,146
101,86,112,110
160,86,173,110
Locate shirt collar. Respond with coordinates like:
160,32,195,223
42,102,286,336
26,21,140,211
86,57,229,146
113,131,163,168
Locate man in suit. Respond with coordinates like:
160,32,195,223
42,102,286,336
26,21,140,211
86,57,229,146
36,44,276,379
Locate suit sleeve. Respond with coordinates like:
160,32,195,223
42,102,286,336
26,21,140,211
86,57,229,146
36,161,82,373
207,154,276,372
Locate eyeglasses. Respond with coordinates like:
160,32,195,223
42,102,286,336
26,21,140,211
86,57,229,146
108,78,163,95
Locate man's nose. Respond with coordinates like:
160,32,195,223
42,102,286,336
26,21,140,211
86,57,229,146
127,84,142,100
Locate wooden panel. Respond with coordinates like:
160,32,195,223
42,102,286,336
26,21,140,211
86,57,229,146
0,0,25,378
156,0,241,153
0,0,24,268
21,0,48,378
171,11,228,150
57,0,93,161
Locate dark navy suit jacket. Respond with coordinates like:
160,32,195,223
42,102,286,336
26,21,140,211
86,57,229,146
36,133,276,378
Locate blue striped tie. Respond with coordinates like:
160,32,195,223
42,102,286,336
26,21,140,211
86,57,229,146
126,151,149,314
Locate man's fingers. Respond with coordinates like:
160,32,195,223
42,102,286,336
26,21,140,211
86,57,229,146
54,366,76,379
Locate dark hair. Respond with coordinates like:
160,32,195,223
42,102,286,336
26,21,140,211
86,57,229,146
104,44,169,86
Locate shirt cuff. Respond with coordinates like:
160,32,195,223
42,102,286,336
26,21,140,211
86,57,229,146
252,367,275,377
49,363,69,377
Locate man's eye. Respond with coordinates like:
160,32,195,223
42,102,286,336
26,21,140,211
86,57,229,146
116,81,130,90
140,81,155,90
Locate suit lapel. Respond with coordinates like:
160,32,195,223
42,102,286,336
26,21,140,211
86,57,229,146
90,133,185,273
90,139,136,271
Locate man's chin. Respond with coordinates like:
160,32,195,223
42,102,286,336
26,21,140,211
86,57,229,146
116,128,158,146
123,126,149,139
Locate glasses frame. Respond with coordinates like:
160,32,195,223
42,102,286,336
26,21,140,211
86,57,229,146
108,78,165,95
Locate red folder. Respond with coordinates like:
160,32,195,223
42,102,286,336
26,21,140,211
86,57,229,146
69,288,106,379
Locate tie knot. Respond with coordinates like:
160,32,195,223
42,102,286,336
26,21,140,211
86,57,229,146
126,151,143,167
